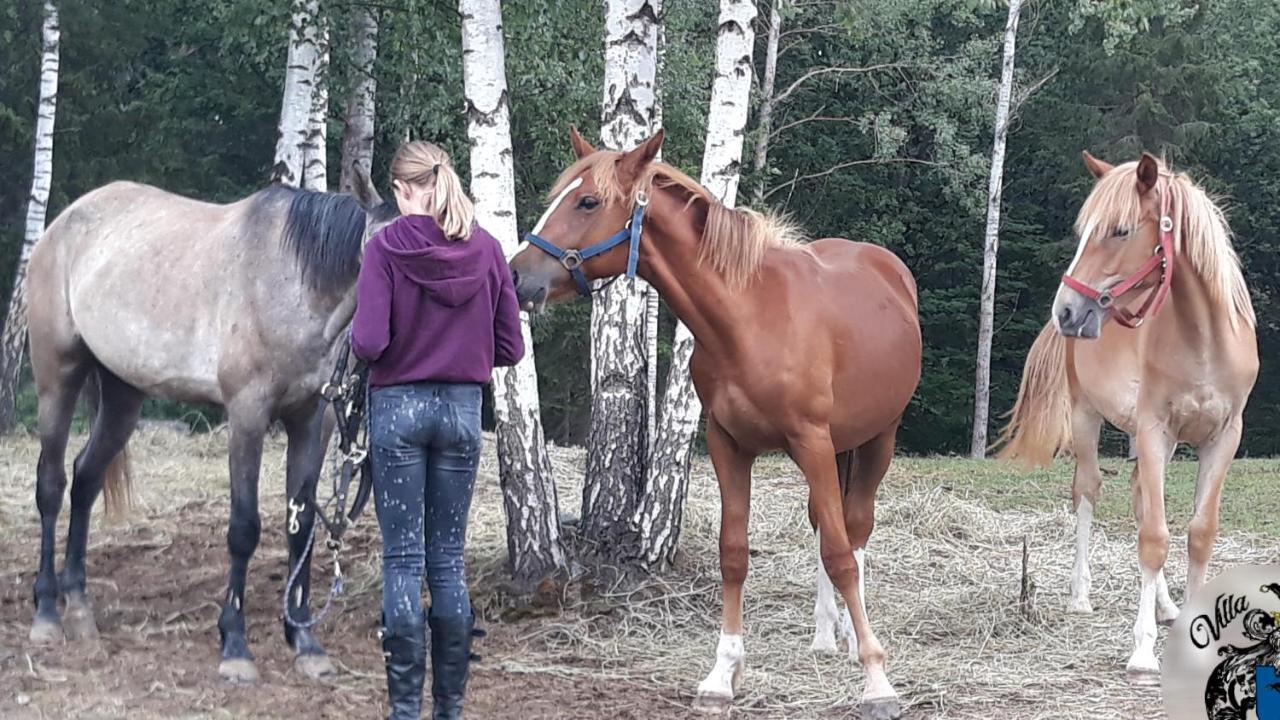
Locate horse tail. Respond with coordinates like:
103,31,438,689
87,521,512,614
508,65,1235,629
994,320,1073,468
83,368,134,521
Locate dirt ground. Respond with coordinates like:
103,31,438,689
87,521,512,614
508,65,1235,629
1,428,1277,719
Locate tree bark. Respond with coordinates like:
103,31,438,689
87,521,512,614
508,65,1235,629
339,6,377,195
629,0,756,569
302,13,330,191
580,0,663,559
0,0,60,434
459,0,568,587
970,0,1024,459
273,0,323,188
750,0,781,203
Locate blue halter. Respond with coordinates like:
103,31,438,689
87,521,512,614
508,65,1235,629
522,194,648,297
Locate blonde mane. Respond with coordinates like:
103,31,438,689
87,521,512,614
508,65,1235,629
1075,159,1255,329
549,153,805,289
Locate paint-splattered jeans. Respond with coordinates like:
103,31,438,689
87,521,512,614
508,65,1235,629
371,381,482,634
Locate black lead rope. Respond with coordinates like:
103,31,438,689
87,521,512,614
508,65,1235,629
283,336,372,630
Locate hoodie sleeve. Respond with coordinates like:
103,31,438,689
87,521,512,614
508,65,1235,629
352,235,394,363
492,242,526,367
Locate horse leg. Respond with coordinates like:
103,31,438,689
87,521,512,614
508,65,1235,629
29,359,89,644
793,429,900,719
217,404,269,684
839,431,896,664
1126,427,1174,683
1129,450,1180,625
1068,407,1103,614
1186,420,1242,599
60,367,143,641
809,453,849,654
694,418,754,713
281,400,336,679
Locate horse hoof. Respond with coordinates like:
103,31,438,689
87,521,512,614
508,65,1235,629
860,696,903,720
1157,609,1180,627
295,652,336,679
692,691,733,714
63,608,100,643
1126,667,1160,686
219,658,260,684
29,618,63,645
811,634,838,653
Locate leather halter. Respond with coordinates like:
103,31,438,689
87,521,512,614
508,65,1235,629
1060,189,1175,329
523,192,648,297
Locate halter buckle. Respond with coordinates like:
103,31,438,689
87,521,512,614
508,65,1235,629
560,249,584,271
1097,290,1114,309
1159,216,1173,233
635,191,650,207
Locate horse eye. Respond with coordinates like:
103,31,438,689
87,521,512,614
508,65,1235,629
1113,227,1130,239
577,196,600,211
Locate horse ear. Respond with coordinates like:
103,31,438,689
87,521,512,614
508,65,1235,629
569,126,595,160
350,166,383,210
1081,150,1113,179
619,129,664,179
1136,152,1160,194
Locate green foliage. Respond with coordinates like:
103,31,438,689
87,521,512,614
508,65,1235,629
0,0,1277,456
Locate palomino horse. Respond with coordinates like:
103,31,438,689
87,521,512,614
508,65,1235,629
510,128,921,718
26,177,396,682
999,152,1257,681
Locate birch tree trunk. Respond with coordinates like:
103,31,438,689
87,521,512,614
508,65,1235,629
273,0,322,188
970,0,1024,459
628,0,756,569
751,0,781,203
0,0,60,434
580,0,663,559
302,16,329,191
339,5,377,195
460,0,568,588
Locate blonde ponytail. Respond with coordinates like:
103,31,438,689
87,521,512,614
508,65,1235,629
390,141,476,241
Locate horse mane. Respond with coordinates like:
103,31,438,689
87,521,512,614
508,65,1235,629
549,153,805,289
265,185,385,294
1075,159,1255,329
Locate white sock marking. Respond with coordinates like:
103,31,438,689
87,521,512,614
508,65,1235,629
1069,499,1094,612
697,632,744,701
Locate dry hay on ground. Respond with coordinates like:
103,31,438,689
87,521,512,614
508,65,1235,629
1,428,1276,718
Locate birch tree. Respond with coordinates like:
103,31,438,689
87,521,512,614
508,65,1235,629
302,16,330,191
970,0,1025,458
0,1,60,434
628,0,756,569
751,0,781,203
339,4,377,195
460,0,568,586
273,0,325,189
579,0,663,558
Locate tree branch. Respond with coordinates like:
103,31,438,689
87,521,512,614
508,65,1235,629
763,157,940,201
769,107,862,140
773,63,910,107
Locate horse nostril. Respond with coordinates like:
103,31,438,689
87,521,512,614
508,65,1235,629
1058,306,1074,328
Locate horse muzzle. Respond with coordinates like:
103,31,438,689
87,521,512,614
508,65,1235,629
1053,292,1104,339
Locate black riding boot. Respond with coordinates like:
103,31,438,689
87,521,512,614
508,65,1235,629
382,611,427,720
428,611,475,720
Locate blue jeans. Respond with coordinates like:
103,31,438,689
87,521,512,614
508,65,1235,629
370,381,482,634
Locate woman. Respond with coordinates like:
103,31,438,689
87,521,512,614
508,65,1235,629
352,140,524,720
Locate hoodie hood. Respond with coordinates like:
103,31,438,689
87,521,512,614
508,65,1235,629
376,215,488,307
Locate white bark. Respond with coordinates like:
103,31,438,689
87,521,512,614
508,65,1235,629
751,0,781,202
970,0,1024,459
339,5,377,195
0,0,60,433
581,0,663,554
630,0,756,569
274,0,323,188
460,0,567,586
302,16,330,191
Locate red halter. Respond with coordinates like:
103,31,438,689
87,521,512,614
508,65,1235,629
1060,190,1175,329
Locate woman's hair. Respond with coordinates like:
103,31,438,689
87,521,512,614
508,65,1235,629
389,141,475,241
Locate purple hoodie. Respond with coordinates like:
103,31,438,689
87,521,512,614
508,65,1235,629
351,215,524,387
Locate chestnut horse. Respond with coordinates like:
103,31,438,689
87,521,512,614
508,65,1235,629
25,176,396,682
999,152,1257,682
510,128,921,718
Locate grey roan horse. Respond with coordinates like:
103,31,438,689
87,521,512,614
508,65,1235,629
25,176,395,682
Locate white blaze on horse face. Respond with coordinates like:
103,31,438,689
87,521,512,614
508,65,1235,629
532,177,583,235
1069,499,1094,613
696,632,745,702
1127,564,1161,676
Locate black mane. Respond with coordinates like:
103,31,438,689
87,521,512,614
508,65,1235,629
269,185,368,294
